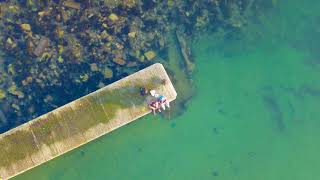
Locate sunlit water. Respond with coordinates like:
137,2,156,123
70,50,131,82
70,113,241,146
15,0,320,179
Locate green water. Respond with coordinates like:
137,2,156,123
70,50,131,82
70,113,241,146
15,0,320,179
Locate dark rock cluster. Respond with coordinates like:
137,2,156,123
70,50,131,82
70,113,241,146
0,0,271,132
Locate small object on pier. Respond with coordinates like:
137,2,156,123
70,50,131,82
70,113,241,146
140,87,148,96
161,79,167,85
150,89,157,97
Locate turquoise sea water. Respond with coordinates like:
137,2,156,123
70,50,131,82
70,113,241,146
15,0,320,179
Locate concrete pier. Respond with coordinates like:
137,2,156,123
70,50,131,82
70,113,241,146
0,63,177,179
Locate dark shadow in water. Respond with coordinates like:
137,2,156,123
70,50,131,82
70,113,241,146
248,152,256,159
302,85,320,97
80,150,85,157
280,84,320,99
280,86,304,100
137,146,143,152
260,84,320,132
287,100,296,121
211,170,219,177
261,91,285,132
217,108,227,116
216,101,227,116
170,122,177,128
304,58,320,72
212,127,220,135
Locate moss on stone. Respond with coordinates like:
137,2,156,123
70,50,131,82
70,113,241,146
0,75,163,168
0,130,37,168
0,89,5,99
108,13,119,22
144,50,156,60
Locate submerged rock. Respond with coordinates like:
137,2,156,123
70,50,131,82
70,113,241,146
176,30,195,75
0,89,5,100
6,38,16,49
20,24,31,31
56,27,64,38
8,83,24,98
138,55,145,62
103,67,113,79
128,32,137,38
80,74,89,82
144,50,156,60
33,37,49,57
90,63,99,72
127,61,137,67
63,1,81,10
112,57,126,65
109,13,119,22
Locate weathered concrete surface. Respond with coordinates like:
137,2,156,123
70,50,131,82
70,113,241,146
0,63,177,179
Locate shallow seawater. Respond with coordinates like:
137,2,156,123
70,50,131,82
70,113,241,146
15,0,320,179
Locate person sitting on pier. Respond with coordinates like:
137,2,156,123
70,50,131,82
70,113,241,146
157,94,170,110
150,90,170,111
149,100,160,115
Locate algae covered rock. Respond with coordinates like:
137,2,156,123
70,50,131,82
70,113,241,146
63,1,81,10
127,61,137,67
20,24,31,31
22,76,33,86
144,50,156,61
80,74,89,82
38,11,47,17
109,13,119,22
6,38,14,45
100,30,112,40
6,38,17,48
56,27,64,38
103,67,113,79
112,57,126,65
0,89,5,100
33,37,49,57
8,83,24,98
58,56,64,63
128,32,136,38
8,64,15,75
138,55,145,62
90,63,99,72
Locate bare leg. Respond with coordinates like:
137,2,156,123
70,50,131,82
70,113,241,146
166,102,170,109
161,103,166,110
149,105,156,115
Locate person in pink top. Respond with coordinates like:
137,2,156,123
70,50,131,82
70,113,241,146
150,90,170,111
